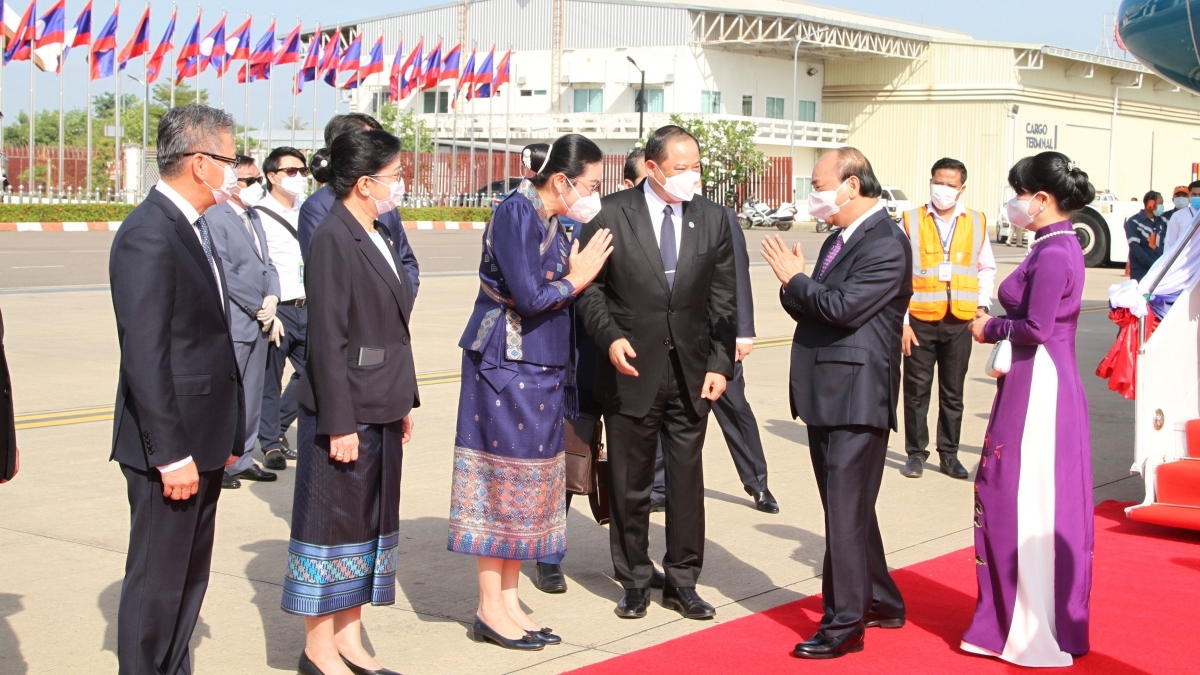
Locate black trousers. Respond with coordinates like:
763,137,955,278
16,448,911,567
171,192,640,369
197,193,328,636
259,304,307,451
118,464,224,675
902,316,973,458
605,352,708,589
807,425,904,638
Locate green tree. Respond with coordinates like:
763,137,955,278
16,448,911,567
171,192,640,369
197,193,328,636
2,109,88,146
379,104,433,152
655,115,768,203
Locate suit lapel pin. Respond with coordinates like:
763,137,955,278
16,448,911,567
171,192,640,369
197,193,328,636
688,221,695,228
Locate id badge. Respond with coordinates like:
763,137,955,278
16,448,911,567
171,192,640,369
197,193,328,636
298,262,305,284
938,261,952,282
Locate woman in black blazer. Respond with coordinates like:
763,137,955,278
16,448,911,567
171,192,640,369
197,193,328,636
282,129,418,675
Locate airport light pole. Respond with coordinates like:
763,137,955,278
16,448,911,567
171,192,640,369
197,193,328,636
627,56,646,140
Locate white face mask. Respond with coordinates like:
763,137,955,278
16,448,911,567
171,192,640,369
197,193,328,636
280,174,309,197
652,166,701,202
564,178,601,223
930,184,960,211
367,176,404,217
203,156,238,205
1174,196,1189,211
1005,194,1044,230
239,181,264,207
807,179,850,221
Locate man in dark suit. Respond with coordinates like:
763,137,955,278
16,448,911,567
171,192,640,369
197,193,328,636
207,155,283,487
761,147,911,659
576,125,737,621
298,113,420,292
108,105,245,675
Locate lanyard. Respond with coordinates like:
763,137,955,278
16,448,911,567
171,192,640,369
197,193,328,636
935,211,958,262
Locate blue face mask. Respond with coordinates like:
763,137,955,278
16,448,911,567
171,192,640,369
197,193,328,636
1191,197,1200,211
1155,204,1165,217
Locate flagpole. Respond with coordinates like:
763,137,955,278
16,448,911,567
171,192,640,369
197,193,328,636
505,51,512,181
28,49,35,195
487,86,493,200
267,16,274,152
87,60,93,194
169,7,176,109
143,48,150,196
311,32,319,152
116,59,123,199
58,60,66,194
243,61,249,152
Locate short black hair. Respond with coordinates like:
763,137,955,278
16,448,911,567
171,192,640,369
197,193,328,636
1189,180,1200,191
1144,190,1163,206
931,157,967,184
155,105,236,178
329,129,402,200
324,113,383,148
624,148,646,184
522,134,604,189
644,125,699,165
309,147,332,185
262,146,307,176
829,147,882,199
235,154,255,168
1007,151,1095,212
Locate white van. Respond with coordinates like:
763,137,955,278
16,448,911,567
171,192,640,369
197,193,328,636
880,185,911,222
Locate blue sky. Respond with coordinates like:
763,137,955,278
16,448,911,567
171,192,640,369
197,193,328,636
0,0,1119,130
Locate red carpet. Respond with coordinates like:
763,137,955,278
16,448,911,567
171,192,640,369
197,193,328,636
567,501,1200,674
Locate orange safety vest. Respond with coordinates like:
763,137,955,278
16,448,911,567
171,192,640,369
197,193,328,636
901,206,985,322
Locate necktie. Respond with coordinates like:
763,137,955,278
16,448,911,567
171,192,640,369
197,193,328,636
196,215,221,295
659,205,677,290
817,235,844,279
240,211,261,258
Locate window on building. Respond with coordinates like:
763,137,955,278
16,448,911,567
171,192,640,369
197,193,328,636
742,95,754,116
634,87,664,113
423,91,449,114
520,89,533,97
795,177,813,202
797,100,817,122
701,90,722,114
766,96,785,119
573,88,603,113
534,89,547,95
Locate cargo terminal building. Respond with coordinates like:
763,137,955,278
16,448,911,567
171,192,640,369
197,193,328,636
343,0,1200,239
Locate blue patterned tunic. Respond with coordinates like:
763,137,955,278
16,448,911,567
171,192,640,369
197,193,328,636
448,181,576,559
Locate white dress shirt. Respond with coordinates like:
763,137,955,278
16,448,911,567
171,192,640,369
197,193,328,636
902,201,997,325
835,203,885,245
369,230,401,280
256,192,305,301
643,179,684,260
1165,205,1199,253
228,200,264,259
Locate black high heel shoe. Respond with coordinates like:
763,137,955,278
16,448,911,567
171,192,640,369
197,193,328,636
297,650,327,675
527,627,561,645
470,615,545,650
341,655,403,675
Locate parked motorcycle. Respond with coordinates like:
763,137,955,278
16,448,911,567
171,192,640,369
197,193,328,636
738,196,797,231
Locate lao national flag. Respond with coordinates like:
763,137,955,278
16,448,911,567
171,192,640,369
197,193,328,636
175,9,203,83
473,48,494,99
117,6,150,72
199,12,227,75
3,3,22,44
237,17,274,83
146,6,177,85
4,1,35,64
321,31,342,87
456,49,475,103
494,50,512,95
34,0,66,72
88,1,118,80
274,21,300,66
337,32,360,73
399,37,422,99
226,16,250,62
439,43,461,83
387,39,404,102
346,34,383,89
295,23,320,95
63,0,91,60
421,39,441,90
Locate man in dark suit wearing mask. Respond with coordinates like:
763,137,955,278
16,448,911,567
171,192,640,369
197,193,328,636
576,125,737,621
761,147,912,659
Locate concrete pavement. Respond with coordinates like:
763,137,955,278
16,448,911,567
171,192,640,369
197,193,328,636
0,238,1137,674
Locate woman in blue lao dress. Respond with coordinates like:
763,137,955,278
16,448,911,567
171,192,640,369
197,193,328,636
448,135,613,650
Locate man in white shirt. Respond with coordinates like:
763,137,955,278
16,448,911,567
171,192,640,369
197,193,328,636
1163,180,1200,253
254,147,310,462
898,158,996,480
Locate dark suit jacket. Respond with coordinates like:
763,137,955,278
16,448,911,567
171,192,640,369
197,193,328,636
206,203,281,342
576,181,737,418
109,187,245,473
781,208,912,431
0,309,15,481
294,201,420,436
726,206,755,338
298,185,421,295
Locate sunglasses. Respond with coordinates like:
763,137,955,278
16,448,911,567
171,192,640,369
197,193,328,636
189,151,238,167
274,167,310,177
237,176,263,186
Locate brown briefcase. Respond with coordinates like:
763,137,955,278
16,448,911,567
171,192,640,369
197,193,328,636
562,412,609,524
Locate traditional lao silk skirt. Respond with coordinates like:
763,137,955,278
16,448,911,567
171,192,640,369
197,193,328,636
281,408,404,616
447,349,568,560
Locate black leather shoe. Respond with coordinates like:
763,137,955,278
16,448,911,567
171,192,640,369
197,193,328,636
221,474,241,489
341,655,402,675
939,454,969,479
614,588,650,619
280,434,291,450
863,611,905,629
533,563,567,594
746,487,780,514
526,627,561,645
792,630,865,659
281,444,298,460
297,650,327,675
235,464,278,482
649,497,666,513
650,568,666,590
900,454,925,478
469,616,544,650
263,449,288,471
661,586,715,620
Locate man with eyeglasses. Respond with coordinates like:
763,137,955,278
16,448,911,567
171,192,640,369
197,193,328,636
206,155,285,489
255,147,310,468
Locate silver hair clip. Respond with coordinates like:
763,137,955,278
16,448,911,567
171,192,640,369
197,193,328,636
538,144,553,174
1067,160,1077,172
521,148,533,171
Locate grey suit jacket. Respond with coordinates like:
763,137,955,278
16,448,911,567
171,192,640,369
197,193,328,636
206,202,281,343
725,206,755,338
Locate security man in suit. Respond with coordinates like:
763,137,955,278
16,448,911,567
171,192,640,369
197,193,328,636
109,105,245,675
762,147,912,659
207,155,284,488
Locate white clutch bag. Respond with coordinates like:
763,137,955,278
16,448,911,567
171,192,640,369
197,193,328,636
984,325,1012,378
